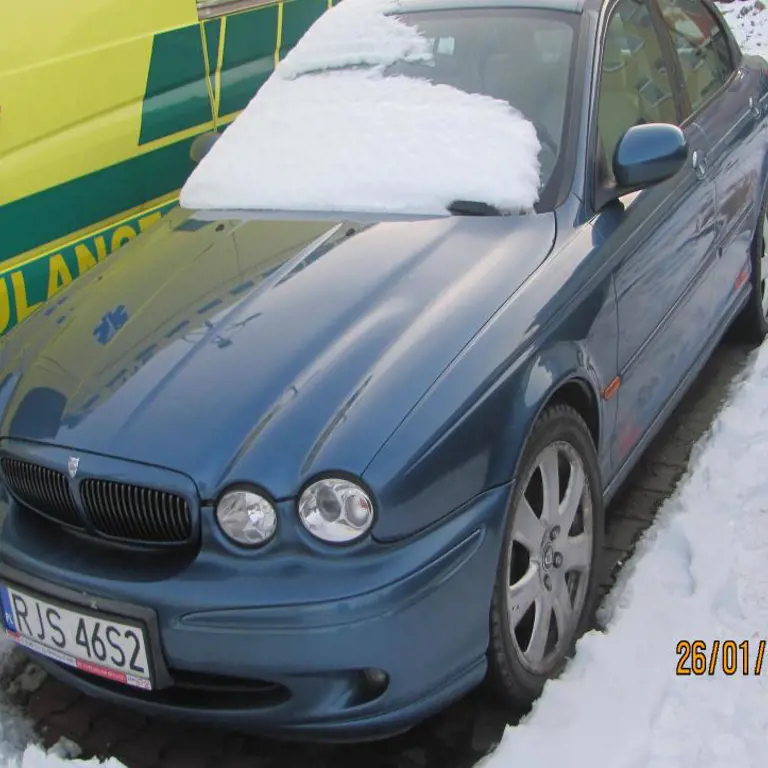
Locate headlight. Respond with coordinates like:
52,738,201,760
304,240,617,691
298,478,374,543
216,490,277,546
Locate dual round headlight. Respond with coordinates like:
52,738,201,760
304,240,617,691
215,478,374,546
215,490,277,546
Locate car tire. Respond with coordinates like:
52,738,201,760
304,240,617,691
731,199,768,345
487,403,604,709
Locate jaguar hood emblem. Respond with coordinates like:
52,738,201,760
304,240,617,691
67,456,80,479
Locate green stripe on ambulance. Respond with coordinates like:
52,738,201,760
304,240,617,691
0,204,176,337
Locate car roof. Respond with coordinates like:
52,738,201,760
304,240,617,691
395,0,588,16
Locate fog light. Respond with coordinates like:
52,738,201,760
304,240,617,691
353,667,389,705
362,668,388,689
216,489,277,546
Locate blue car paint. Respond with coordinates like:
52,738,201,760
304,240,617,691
613,124,688,189
0,212,556,512
0,0,766,740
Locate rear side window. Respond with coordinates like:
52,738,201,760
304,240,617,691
656,0,735,114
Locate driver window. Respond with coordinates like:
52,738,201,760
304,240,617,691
597,0,677,185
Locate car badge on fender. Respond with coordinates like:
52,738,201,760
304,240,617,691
67,456,80,479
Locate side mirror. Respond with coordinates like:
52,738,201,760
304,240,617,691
190,132,220,165
614,123,688,191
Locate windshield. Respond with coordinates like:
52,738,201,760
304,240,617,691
181,2,581,217
387,9,578,196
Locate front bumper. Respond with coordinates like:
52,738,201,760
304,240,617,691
0,484,510,741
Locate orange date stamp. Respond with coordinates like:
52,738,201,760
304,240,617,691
676,640,766,676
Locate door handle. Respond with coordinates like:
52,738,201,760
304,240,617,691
691,149,708,179
749,96,762,120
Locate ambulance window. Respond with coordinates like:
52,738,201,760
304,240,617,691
197,0,277,20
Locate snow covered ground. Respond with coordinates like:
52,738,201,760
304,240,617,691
2,1,768,767
719,0,768,53
0,642,120,767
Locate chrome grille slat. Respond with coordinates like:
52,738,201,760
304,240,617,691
33,465,49,508
1,458,82,528
155,489,171,540
163,490,177,540
104,482,119,537
153,490,166,539
17,463,32,499
133,485,152,540
86,482,103,531
170,493,181,540
130,485,144,539
177,496,187,539
48,471,62,511
142,487,156,539
170,494,181,540
143,487,156,538
89,481,108,534
126,484,142,538
112,482,128,538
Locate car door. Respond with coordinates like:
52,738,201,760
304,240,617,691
656,0,766,324
589,0,718,473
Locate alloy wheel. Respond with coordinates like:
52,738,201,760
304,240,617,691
506,441,593,675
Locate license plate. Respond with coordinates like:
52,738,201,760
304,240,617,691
0,584,152,690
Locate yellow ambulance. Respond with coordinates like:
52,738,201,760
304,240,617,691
0,0,332,336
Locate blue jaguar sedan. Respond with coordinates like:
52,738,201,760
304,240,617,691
0,0,766,742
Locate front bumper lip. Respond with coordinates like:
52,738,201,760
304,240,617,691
30,653,488,742
0,484,511,739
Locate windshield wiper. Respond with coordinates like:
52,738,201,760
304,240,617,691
447,200,502,217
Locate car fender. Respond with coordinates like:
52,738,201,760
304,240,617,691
364,247,618,543
510,342,605,478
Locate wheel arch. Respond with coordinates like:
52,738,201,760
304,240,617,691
542,377,601,450
507,347,606,490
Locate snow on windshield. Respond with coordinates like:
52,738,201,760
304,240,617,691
275,0,432,78
179,0,541,216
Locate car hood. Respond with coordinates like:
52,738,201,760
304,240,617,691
0,207,555,500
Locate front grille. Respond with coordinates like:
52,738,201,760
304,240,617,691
1,457,194,546
1,458,83,528
80,479,192,544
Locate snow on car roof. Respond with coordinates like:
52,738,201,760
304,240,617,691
180,0,542,217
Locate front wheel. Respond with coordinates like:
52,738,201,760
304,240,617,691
487,403,604,708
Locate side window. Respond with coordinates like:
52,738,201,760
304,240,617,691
657,0,735,114
597,0,677,185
